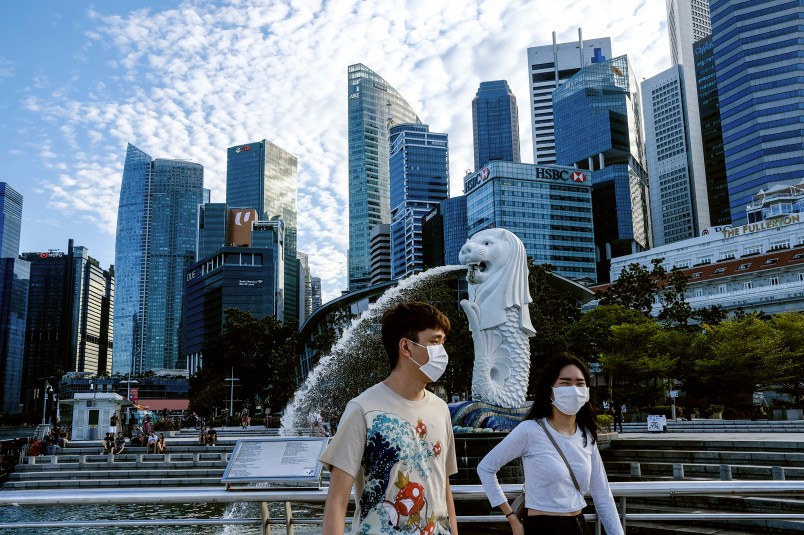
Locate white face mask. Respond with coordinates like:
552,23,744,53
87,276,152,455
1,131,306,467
552,386,590,415
406,339,449,382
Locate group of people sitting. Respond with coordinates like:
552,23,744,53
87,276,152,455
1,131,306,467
101,432,128,454
105,429,167,454
198,425,217,446
27,426,69,457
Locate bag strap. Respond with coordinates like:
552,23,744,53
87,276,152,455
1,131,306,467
536,419,581,493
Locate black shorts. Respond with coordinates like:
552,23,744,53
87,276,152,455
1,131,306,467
522,513,590,535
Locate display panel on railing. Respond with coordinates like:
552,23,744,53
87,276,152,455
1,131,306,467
221,437,329,487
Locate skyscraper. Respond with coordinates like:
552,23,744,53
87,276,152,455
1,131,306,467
370,224,392,285
0,258,29,413
642,66,697,245
113,144,203,374
0,183,22,259
526,32,612,165
553,55,651,281
310,277,322,311
389,123,449,280
422,196,467,269
20,242,113,412
226,139,299,321
710,0,804,224
472,80,521,170
347,64,421,291
464,162,596,281
666,0,713,231
694,35,731,226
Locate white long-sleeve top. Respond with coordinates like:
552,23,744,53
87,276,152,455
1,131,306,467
477,418,624,535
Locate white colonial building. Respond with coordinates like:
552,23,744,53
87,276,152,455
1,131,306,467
604,181,804,316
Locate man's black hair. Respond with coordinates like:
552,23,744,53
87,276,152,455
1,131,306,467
381,302,451,369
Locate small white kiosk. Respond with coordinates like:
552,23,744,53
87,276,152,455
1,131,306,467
67,393,129,441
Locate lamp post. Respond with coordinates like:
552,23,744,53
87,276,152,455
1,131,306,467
224,368,240,418
41,381,51,425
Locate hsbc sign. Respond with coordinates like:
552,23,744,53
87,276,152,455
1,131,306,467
465,164,589,194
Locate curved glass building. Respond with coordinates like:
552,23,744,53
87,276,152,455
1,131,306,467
113,144,204,374
347,64,420,291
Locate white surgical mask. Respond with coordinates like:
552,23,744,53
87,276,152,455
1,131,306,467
552,386,590,416
407,339,449,382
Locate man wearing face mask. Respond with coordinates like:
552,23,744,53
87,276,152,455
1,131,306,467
477,353,623,535
321,302,459,535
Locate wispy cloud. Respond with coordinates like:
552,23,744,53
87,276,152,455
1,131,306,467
26,0,668,301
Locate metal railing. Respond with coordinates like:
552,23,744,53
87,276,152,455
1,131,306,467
1,481,804,533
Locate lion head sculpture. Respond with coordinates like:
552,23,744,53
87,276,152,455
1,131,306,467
459,228,536,335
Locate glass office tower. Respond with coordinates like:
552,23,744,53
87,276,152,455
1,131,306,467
0,183,22,259
472,81,521,170
526,33,612,165
694,35,731,226
389,123,449,280
0,258,29,413
464,162,596,280
226,139,299,321
553,55,651,282
423,196,468,269
710,0,804,223
113,144,204,374
347,64,421,291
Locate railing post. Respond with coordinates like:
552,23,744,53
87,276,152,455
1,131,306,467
260,501,271,535
620,496,627,533
772,466,785,480
719,465,732,481
630,461,641,478
673,463,684,479
285,501,294,535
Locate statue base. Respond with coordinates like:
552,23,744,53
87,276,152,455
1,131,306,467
448,400,531,433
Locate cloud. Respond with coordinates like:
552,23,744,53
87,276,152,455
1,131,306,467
27,0,668,302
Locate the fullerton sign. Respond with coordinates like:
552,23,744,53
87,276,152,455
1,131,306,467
722,214,801,238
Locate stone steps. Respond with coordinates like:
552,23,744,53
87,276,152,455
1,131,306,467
604,448,804,467
620,419,804,433
3,477,222,489
9,467,225,480
610,438,804,452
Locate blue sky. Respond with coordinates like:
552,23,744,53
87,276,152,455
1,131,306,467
0,0,669,301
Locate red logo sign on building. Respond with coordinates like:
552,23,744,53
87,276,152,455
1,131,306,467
570,171,587,183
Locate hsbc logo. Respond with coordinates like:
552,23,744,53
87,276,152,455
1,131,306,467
235,145,252,153
570,171,587,183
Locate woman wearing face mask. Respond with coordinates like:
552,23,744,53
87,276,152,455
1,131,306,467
477,353,623,535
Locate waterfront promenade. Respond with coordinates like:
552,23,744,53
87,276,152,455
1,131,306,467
3,424,804,533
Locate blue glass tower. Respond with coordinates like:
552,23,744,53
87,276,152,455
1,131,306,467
422,196,467,269
0,258,29,413
694,35,731,226
113,144,204,374
226,140,298,321
472,80,521,170
710,0,804,223
0,183,22,259
347,64,421,291
389,123,449,280
553,55,650,282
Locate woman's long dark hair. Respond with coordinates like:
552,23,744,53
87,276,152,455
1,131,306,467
525,353,599,446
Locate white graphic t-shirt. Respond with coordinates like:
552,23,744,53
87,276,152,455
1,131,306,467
320,382,458,534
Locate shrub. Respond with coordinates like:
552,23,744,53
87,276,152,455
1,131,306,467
596,414,613,431
154,419,179,431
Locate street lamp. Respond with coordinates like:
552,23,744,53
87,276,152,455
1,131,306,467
41,382,52,425
224,368,240,418
119,374,139,402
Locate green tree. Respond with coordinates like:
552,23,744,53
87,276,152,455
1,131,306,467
189,309,299,417
657,268,693,328
566,304,652,360
599,322,677,407
769,312,804,407
695,314,782,409
598,258,666,315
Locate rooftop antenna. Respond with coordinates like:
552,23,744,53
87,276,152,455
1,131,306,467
578,27,584,66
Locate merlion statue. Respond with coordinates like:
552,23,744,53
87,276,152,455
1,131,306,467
459,228,536,408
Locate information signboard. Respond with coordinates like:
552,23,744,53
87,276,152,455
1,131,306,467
647,415,667,433
221,437,329,486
